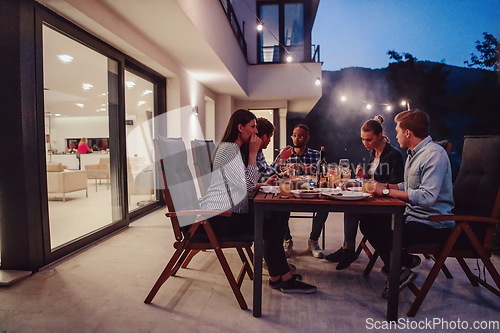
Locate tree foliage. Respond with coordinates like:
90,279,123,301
464,32,499,71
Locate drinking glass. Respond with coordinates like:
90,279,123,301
339,159,351,179
326,164,340,188
362,178,376,194
278,178,291,196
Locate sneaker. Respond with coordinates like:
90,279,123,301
268,274,303,290
283,239,293,258
307,239,325,258
381,268,417,299
336,249,359,270
325,248,344,262
279,278,317,294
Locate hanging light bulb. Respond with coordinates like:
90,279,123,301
286,55,293,62
315,78,321,86
340,95,347,102
257,23,264,31
386,105,392,111
401,100,407,106
366,104,372,110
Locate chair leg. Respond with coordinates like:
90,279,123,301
456,257,479,286
363,250,379,276
204,222,248,310
236,247,253,282
144,246,185,304
171,249,193,276
425,254,453,278
245,246,254,265
181,250,201,269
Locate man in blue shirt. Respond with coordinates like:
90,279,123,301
360,109,455,298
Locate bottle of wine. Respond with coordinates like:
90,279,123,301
317,146,326,188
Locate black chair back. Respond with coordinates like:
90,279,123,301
155,137,199,228
453,136,500,217
191,139,216,196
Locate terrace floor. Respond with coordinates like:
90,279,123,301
1,209,499,332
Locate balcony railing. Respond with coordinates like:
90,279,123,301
219,0,247,58
258,44,321,63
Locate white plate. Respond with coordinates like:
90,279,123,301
290,189,321,199
322,191,371,201
260,186,279,194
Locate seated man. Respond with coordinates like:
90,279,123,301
273,124,327,259
360,109,455,298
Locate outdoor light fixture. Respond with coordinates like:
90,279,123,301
192,105,199,115
257,23,264,31
286,55,293,62
58,54,73,63
386,105,392,111
315,78,321,86
366,104,372,110
340,95,347,102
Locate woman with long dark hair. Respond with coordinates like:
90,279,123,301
325,115,404,270
202,109,317,293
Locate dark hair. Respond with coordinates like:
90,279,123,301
293,123,310,136
256,117,275,138
394,109,430,139
361,115,384,135
220,109,257,143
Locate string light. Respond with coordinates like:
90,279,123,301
386,105,392,111
340,95,347,102
286,55,293,62
334,89,412,113
366,104,372,110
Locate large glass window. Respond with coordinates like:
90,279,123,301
258,2,305,63
43,25,122,249
124,70,157,213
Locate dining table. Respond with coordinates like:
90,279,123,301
252,190,407,321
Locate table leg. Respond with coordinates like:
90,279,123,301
387,212,403,321
253,206,264,317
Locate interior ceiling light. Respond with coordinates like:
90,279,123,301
75,103,84,108
137,101,146,106
58,54,73,63
82,83,93,90
126,81,136,89
143,89,153,95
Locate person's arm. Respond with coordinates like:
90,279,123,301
374,181,409,201
388,150,405,184
256,151,278,182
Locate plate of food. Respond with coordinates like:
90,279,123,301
321,191,371,201
260,186,279,194
290,189,321,199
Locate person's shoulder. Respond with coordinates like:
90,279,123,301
307,147,320,155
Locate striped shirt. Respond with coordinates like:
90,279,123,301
201,142,259,214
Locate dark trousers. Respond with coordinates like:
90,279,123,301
209,212,290,277
359,215,452,267
284,211,328,242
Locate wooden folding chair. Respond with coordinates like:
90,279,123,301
144,137,253,309
405,135,500,316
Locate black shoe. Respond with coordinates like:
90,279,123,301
325,248,344,262
381,268,417,299
279,278,317,294
381,255,421,276
268,274,303,290
336,249,359,270
403,254,421,270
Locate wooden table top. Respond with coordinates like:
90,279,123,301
253,191,406,206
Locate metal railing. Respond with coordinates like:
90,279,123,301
219,0,247,58
258,44,321,63
312,44,320,63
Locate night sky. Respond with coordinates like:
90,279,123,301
313,0,500,71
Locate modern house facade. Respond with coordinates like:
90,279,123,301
0,0,322,277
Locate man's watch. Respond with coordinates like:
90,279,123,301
382,183,390,196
